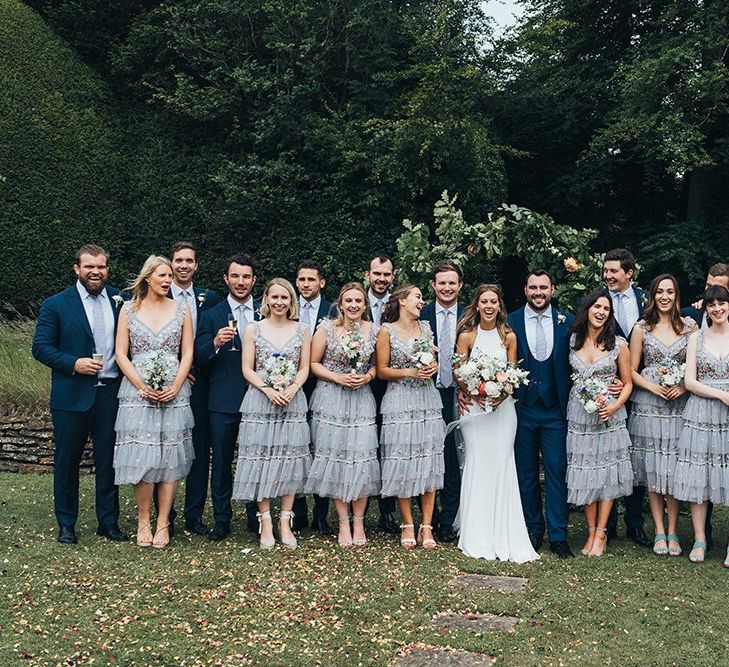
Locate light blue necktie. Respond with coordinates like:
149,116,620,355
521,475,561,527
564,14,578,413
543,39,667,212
439,309,453,388
534,314,547,362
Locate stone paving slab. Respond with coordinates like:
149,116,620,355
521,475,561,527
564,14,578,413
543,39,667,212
432,611,519,633
391,644,495,666
449,573,528,594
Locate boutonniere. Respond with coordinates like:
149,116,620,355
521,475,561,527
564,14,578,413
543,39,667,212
196,292,207,306
640,291,648,308
557,313,566,325
112,294,124,308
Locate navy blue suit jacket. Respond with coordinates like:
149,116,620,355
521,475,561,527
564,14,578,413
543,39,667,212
167,286,219,314
507,305,574,417
681,305,705,328
303,297,331,399
32,285,124,412
194,298,261,414
613,285,647,340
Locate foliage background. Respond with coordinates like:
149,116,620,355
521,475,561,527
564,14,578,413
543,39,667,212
1,0,727,313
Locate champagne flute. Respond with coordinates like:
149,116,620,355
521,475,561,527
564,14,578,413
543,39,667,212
228,317,239,351
92,352,105,387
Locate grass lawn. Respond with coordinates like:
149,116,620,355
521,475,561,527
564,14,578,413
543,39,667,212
2,474,729,666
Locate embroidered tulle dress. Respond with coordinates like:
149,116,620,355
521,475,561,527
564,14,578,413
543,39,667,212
114,301,194,485
627,317,695,494
673,331,729,505
232,322,311,501
379,321,445,498
566,335,634,505
303,320,381,502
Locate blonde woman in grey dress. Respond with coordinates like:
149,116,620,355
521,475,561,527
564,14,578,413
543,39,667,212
674,285,729,565
567,290,634,557
305,282,380,547
627,274,696,557
376,284,445,550
232,278,311,550
114,255,195,549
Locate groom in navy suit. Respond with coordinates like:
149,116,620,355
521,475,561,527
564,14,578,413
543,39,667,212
603,248,651,547
508,270,574,559
420,260,464,542
195,254,260,541
167,241,219,536
32,244,128,544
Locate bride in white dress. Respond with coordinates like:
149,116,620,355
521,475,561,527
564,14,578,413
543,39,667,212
453,285,539,563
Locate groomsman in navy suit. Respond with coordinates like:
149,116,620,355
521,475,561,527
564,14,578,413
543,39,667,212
603,248,651,547
293,259,333,534
167,242,218,536
420,260,464,542
32,244,128,544
195,254,260,541
365,254,398,533
508,270,574,558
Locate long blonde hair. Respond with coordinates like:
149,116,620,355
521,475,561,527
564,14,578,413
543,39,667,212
334,282,370,328
259,278,299,320
128,255,173,310
456,284,511,342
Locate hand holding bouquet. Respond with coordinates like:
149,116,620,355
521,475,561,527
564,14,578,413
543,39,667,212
658,361,685,388
263,353,297,392
454,352,530,413
139,351,176,404
341,324,368,373
571,373,611,423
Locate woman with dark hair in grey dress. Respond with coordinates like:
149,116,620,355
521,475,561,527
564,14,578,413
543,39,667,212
567,290,634,557
304,282,380,547
376,284,445,550
674,285,729,565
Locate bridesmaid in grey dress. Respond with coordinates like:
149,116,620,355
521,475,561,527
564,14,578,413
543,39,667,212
627,274,696,557
567,289,634,557
305,282,380,547
114,255,195,549
232,278,311,550
673,285,729,565
376,284,445,550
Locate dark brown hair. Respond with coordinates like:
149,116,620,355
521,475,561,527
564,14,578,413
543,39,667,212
74,244,108,265
170,241,196,260
431,260,463,282
383,284,418,323
571,289,616,351
642,274,684,335
604,248,636,274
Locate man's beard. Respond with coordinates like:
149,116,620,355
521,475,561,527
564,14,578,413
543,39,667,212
80,276,106,296
527,297,551,313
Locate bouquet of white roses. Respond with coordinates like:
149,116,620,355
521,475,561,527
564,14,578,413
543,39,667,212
571,373,609,415
454,352,530,411
341,324,368,373
410,334,435,367
657,361,685,388
263,352,297,391
140,351,175,391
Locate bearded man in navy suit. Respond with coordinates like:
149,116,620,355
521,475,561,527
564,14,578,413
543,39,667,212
166,241,218,536
419,260,464,542
293,259,333,534
32,244,128,544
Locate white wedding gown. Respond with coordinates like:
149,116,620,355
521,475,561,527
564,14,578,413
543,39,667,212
455,327,539,563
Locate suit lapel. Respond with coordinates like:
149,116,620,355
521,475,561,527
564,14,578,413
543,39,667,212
66,286,94,341
513,307,532,362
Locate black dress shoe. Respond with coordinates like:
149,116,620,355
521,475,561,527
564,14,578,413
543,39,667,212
58,526,78,544
549,541,575,559
626,526,652,548
207,522,231,541
378,512,399,534
184,518,208,536
529,534,543,552
96,524,129,542
437,525,458,543
313,515,334,536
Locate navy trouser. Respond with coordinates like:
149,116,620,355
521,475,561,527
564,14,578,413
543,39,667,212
183,377,211,520
51,379,120,528
514,402,568,542
434,387,461,529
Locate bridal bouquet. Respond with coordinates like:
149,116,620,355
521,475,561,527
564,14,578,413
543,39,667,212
454,353,530,411
657,361,685,388
341,325,368,373
140,351,175,391
263,352,297,391
410,334,436,367
571,374,609,416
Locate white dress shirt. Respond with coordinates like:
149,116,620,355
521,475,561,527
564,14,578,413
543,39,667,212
610,284,640,335
76,280,117,378
227,294,254,327
299,294,321,336
368,289,390,326
435,301,458,388
171,282,198,334
524,304,554,360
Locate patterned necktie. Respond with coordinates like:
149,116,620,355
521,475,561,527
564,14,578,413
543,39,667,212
615,292,629,336
535,314,547,362
439,309,453,387
91,294,108,364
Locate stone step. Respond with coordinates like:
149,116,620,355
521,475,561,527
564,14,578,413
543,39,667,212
449,574,528,594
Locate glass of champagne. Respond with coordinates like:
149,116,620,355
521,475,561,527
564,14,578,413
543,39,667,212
92,352,105,387
228,317,239,351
